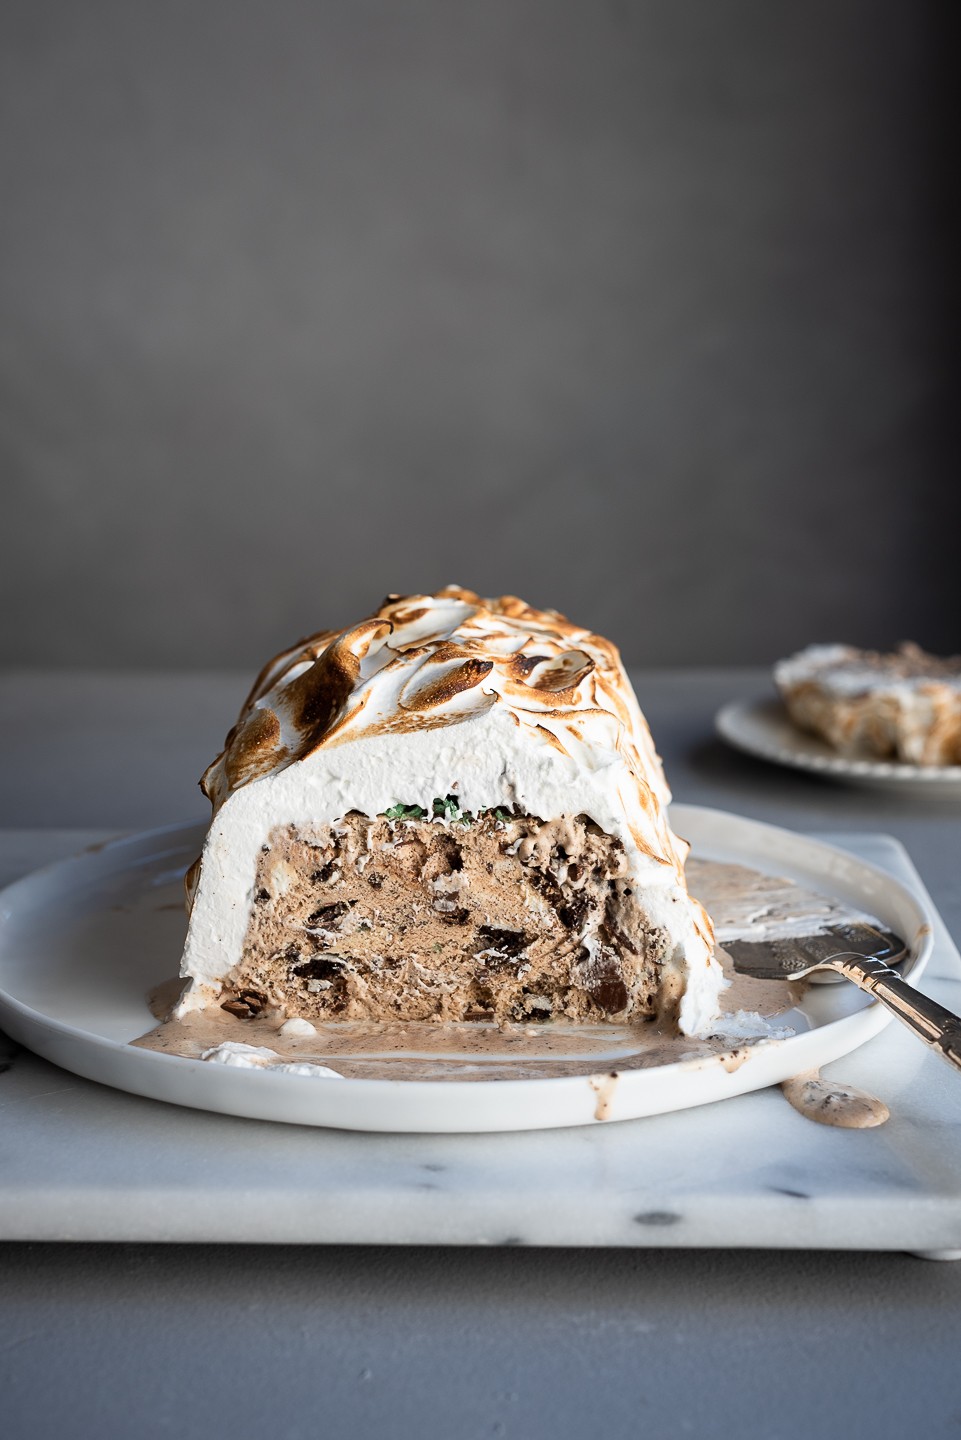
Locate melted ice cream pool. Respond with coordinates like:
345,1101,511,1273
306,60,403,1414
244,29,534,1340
134,858,892,1093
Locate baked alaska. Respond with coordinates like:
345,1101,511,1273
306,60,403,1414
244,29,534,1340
775,643,961,766
174,587,723,1036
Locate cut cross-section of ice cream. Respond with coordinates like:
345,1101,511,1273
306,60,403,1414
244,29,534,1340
175,587,723,1035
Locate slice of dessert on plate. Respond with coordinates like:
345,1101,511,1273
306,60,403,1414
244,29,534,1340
174,586,722,1035
775,643,961,766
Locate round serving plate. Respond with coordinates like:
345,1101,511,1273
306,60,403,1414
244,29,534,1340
716,697,961,798
0,808,934,1133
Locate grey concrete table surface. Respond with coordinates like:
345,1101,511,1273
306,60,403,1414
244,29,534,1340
2,668,961,1440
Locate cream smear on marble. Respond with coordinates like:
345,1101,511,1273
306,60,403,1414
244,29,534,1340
134,858,891,1084
781,1070,889,1128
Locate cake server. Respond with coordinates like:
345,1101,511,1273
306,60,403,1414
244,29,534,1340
724,923,961,1072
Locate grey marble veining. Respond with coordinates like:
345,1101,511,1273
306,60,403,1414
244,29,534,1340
1,828,958,1256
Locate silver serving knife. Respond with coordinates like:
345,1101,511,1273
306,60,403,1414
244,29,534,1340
724,923,961,1073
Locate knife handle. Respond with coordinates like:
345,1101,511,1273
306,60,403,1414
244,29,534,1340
827,955,961,1072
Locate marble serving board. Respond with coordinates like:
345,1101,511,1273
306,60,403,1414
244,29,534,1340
0,829,959,1256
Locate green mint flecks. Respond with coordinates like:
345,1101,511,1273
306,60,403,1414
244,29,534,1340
382,803,427,821
382,797,502,825
432,794,472,825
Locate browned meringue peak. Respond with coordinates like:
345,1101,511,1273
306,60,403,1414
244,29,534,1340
200,585,679,869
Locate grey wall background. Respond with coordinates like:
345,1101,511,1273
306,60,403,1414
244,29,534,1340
1,0,957,670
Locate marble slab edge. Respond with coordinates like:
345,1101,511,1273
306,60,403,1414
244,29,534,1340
0,1181,959,1254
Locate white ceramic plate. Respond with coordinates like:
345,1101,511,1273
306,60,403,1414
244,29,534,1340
0,807,933,1133
716,697,961,797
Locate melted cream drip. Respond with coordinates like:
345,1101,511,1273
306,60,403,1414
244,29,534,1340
780,1069,889,1128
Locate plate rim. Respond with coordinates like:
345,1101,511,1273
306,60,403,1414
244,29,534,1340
0,808,936,1132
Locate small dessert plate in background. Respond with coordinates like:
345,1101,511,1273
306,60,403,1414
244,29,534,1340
716,698,961,798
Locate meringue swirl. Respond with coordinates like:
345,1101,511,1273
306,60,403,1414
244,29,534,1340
203,586,683,868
